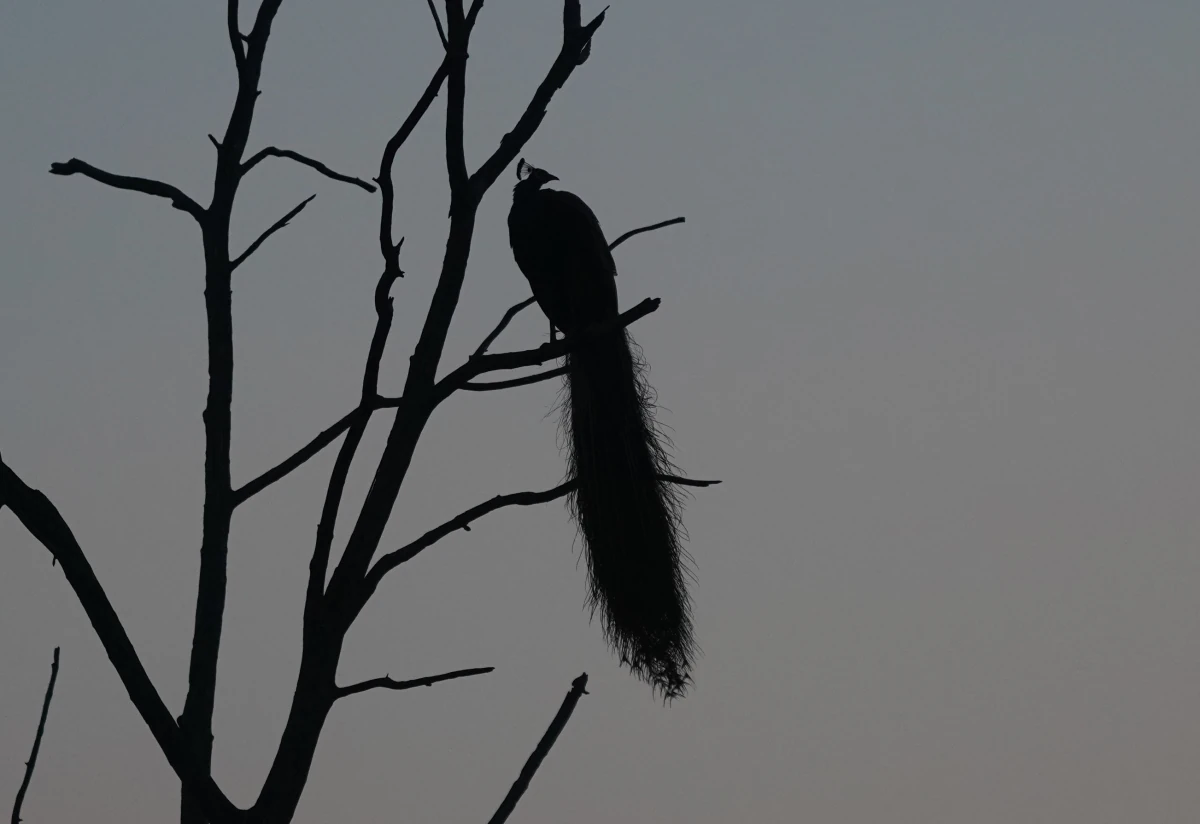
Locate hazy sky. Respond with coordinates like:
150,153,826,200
3,1,1200,822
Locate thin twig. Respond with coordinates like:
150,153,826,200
658,474,721,488
334,666,493,699
11,647,60,824
48,159,205,220
241,147,375,193
608,216,685,251
232,406,366,506
487,674,590,824
359,472,714,595
378,59,452,279
366,480,577,588
231,194,316,269
473,297,537,357
463,366,568,391
424,0,449,49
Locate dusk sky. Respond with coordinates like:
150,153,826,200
3,1,1200,822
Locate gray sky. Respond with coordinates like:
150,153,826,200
3,1,1200,822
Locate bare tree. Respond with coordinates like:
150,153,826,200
0,2,707,823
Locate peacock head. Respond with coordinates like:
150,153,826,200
516,158,559,189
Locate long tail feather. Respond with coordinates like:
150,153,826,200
561,328,696,699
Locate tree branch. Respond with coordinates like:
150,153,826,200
180,6,292,823
487,674,590,824
365,480,576,590
608,216,685,251
377,58,452,280
231,194,315,269
48,159,205,220
317,48,463,621
245,0,286,48
658,474,721,488
241,147,375,193
338,1,612,601
227,0,245,70
473,297,537,358
245,267,404,821
10,647,59,824
306,255,406,618
470,1,608,195
0,459,243,823
353,471,711,604
463,366,567,391
232,406,366,507
444,1,469,196
425,0,449,49
334,666,493,699
465,0,487,30
436,297,660,401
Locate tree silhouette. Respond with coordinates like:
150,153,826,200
0,2,708,823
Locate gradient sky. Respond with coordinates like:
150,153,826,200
3,1,1200,822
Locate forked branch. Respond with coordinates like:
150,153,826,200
306,261,404,613
436,297,661,401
